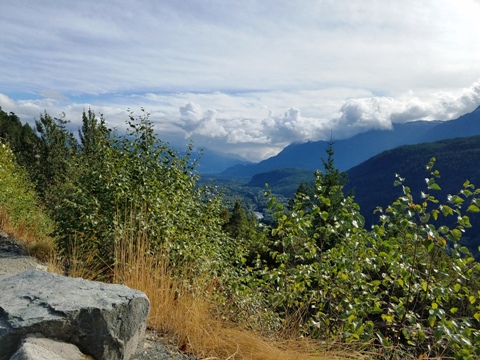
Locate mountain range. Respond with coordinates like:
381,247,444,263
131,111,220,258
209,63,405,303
216,105,480,178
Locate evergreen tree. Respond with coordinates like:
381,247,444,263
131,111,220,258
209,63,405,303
0,108,40,174
291,143,360,251
78,109,111,158
33,111,78,202
224,200,250,239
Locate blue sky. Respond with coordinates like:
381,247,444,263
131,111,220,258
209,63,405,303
1,0,480,161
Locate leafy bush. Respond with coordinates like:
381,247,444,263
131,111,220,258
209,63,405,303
237,157,480,358
39,109,239,280
0,141,54,256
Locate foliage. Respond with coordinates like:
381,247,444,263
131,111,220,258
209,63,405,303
0,108,40,173
345,135,480,229
32,111,79,204
292,144,358,251
0,140,54,255
5,107,480,358
38,109,238,279
239,156,480,358
222,200,260,241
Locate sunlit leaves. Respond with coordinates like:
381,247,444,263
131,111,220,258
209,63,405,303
245,157,480,358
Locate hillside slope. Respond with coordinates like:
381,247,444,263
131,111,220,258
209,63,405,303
344,135,480,258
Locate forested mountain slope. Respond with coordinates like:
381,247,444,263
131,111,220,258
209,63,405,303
345,135,480,222
345,135,480,258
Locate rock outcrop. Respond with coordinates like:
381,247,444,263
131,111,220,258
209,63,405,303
0,269,150,360
10,335,85,360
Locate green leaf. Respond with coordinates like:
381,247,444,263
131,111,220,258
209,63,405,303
451,229,462,240
448,195,464,206
320,211,328,221
376,332,390,346
426,158,436,171
467,204,480,213
381,314,394,322
440,205,453,216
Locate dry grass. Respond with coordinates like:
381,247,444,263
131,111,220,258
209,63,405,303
0,207,55,261
112,231,369,360
47,239,110,280
1,201,370,359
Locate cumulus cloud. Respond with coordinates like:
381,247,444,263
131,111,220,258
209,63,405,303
179,102,203,134
261,108,327,143
335,97,395,137
175,79,480,159
1,79,480,162
178,102,227,138
329,80,480,139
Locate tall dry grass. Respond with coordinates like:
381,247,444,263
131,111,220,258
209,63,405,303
112,228,368,360
0,207,54,261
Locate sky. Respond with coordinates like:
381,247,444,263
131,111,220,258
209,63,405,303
1,0,480,162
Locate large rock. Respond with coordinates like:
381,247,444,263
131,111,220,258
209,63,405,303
10,335,85,360
0,270,150,360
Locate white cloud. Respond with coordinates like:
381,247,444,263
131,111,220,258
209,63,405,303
1,0,480,95
1,78,480,161
1,1,480,161
0,94,16,111
179,102,203,134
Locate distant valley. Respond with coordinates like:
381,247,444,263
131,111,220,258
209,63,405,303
200,106,480,257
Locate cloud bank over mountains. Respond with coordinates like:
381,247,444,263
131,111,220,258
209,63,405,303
2,80,479,161
1,1,480,160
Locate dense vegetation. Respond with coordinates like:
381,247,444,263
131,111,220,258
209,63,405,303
344,137,480,260
1,107,480,359
0,138,54,257
223,136,480,256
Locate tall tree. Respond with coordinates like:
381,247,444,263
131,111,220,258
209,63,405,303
224,200,251,239
0,109,40,173
34,111,78,202
78,109,111,158
292,143,360,251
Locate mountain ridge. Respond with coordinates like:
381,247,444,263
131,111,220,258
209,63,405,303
219,105,480,178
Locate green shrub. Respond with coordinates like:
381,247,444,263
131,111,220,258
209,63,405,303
46,109,240,279
237,157,480,358
0,141,54,251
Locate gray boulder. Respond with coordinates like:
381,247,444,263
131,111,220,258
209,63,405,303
10,335,86,360
0,270,150,360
